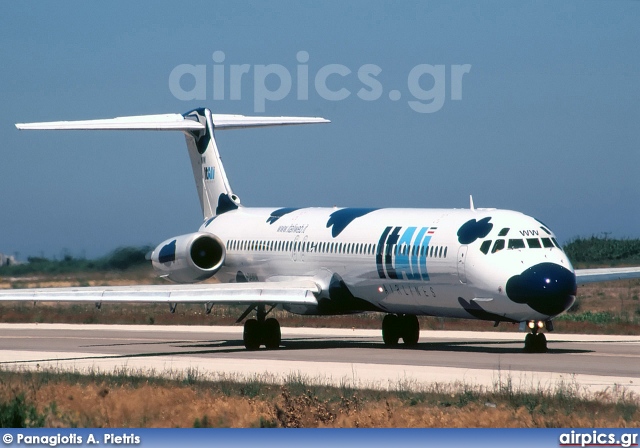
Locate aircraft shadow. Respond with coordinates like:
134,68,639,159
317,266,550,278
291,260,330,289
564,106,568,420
0,337,591,366
177,337,590,355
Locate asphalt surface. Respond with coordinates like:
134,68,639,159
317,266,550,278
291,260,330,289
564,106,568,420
0,324,638,394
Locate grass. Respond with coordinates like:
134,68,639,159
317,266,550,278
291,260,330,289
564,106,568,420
0,366,637,428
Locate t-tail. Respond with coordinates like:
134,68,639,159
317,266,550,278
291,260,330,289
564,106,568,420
16,109,329,219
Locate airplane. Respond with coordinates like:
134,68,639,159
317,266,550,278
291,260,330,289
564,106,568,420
4,107,640,353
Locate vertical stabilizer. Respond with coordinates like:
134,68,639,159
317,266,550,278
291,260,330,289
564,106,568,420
182,108,239,219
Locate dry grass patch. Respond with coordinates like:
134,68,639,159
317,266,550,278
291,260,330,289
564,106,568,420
0,368,638,428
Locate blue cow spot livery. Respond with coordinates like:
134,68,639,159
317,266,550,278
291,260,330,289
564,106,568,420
158,240,177,263
457,217,493,244
266,208,301,224
326,208,379,237
216,193,239,215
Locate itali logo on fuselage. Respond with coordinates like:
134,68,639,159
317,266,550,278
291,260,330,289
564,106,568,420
376,226,438,281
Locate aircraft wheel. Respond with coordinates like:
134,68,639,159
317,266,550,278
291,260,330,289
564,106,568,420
524,332,547,353
401,315,420,346
243,319,261,350
523,333,535,353
382,314,400,346
263,318,281,349
534,333,548,353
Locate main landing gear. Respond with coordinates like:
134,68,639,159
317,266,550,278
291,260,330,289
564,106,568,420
241,304,281,350
382,314,420,346
523,320,549,353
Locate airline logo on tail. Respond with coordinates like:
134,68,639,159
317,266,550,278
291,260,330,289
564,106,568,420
204,166,215,180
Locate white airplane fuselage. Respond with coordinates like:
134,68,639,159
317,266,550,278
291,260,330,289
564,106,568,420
203,206,576,323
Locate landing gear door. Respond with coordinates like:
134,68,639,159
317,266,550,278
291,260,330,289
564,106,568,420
457,245,468,284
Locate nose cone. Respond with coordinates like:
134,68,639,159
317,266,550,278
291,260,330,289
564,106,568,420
506,262,576,316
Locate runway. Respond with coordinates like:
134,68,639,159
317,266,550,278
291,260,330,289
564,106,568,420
0,323,639,395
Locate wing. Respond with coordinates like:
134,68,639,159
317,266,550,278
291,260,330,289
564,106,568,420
575,267,640,284
0,280,319,305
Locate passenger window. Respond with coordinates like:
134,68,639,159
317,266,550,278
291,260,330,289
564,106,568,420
527,238,542,248
541,238,554,248
508,239,526,249
438,247,443,258
444,247,448,258
498,228,510,237
480,240,491,254
492,239,505,253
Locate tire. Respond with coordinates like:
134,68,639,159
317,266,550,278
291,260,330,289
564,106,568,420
523,333,535,353
401,315,420,346
382,314,400,346
243,319,261,350
263,318,281,349
534,333,548,353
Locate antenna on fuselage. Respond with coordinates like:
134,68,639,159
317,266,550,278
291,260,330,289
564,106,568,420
470,195,475,211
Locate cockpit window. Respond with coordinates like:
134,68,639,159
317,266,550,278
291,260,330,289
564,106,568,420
498,228,510,237
491,239,505,253
508,239,526,249
540,226,552,235
551,238,561,249
541,238,554,248
527,238,542,248
480,240,491,254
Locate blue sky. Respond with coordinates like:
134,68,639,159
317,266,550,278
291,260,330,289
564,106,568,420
1,1,639,259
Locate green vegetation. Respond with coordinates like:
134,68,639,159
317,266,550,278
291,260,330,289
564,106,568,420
564,236,640,265
0,393,46,428
0,246,153,276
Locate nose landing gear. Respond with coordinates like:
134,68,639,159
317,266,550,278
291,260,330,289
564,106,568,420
523,320,549,353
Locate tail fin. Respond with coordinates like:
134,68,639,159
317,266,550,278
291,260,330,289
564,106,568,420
16,109,329,219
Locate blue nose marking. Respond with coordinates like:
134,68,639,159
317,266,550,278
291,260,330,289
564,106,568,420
506,262,576,316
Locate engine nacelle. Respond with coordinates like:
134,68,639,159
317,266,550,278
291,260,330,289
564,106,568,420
151,232,225,283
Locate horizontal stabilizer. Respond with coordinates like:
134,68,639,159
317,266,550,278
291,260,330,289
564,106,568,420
16,113,329,132
16,114,205,131
210,114,329,129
